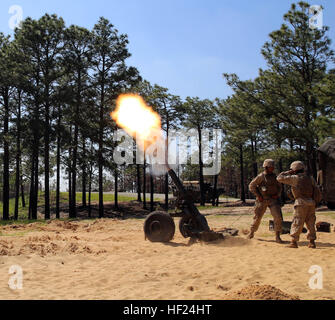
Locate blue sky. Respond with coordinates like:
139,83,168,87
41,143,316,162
0,0,334,100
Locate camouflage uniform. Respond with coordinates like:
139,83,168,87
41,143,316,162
249,169,283,234
277,163,319,244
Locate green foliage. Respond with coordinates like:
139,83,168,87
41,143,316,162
222,1,334,179
1,2,335,221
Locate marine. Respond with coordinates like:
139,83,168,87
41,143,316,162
248,159,283,243
277,161,321,249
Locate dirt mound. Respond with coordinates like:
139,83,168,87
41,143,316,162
53,221,80,231
1,223,39,231
18,242,59,256
224,285,300,300
0,230,108,257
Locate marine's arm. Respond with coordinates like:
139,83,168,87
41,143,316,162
249,174,263,200
277,171,299,187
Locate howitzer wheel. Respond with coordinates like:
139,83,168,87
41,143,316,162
144,212,175,243
179,216,198,238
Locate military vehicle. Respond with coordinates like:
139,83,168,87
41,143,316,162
318,139,335,210
171,181,225,209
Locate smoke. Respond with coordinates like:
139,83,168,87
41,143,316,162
143,131,178,176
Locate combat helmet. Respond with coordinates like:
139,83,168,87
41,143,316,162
263,159,275,168
290,161,305,171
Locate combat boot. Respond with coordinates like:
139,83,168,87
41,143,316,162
247,231,254,239
275,232,284,244
308,240,316,249
288,240,298,248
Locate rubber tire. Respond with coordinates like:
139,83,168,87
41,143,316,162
179,216,198,238
144,211,175,243
327,202,335,210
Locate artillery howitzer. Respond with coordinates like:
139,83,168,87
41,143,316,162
110,94,227,242
144,167,225,243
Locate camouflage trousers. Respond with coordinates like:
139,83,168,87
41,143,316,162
290,204,316,242
250,200,283,233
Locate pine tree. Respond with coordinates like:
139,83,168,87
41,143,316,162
90,17,140,218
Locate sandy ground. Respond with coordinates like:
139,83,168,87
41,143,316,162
0,203,334,300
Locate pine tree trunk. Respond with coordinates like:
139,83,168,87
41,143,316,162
14,162,20,219
44,97,51,220
19,112,25,211
68,168,72,215
20,174,25,208
82,137,87,207
98,159,104,218
14,91,22,220
70,126,78,218
198,127,205,206
68,126,73,216
29,100,40,220
2,89,10,220
240,144,246,203
306,141,317,179
137,164,142,202
88,163,92,218
165,127,169,210
56,145,60,219
56,110,61,219
114,168,119,210
32,153,39,220
71,73,82,218
212,174,218,207
150,166,154,212
28,156,35,220
251,139,258,178
98,64,105,219
31,119,39,221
